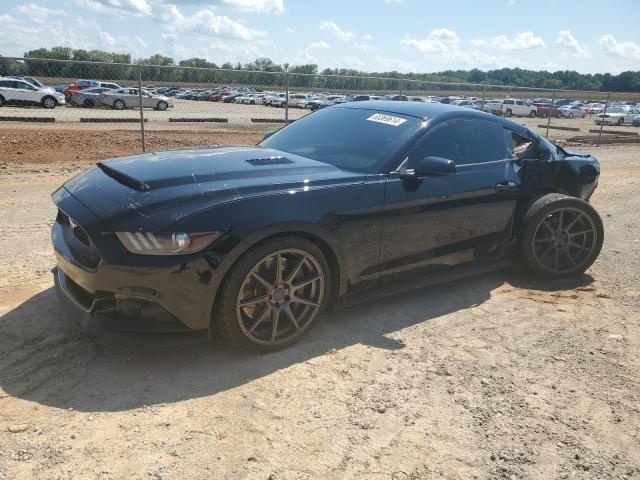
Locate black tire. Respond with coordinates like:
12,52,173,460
520,193,603,278
214,235,331,353
569,113,574,118
617,117,624,126
505,109,513,117
41,96,57,109
529,110,536,117
113,99,126,110
157,100,168,111
0,95,4,107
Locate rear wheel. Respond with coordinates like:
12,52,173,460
113,99,126,110
215,236,331,352
617,117,624,126
569,112,574,118
505,109,513,117
529,110,536,117
521,194,603,278
157,100,168,111
0,95,4,107
41,96,57,109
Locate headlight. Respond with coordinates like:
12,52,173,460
115,231,220,256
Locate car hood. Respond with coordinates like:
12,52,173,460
61,146,364,231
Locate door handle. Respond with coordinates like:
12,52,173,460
495,181,517,192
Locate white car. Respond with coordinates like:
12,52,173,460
594,107,640,126
485,98,537,117
0,77,65,108
558,106,586,118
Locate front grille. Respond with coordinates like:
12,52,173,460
246,156,293,166
56,209,101,269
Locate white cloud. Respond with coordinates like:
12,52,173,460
598,34,640,61
362,33,373,41
165,9,266,41
72,0,152,17
354,43,375,52
168,0,284,14
556,30,588,56
307,40,329,49
99,31,147,51
400,28,460,54
15,3,67,23
471,32,545,50
285,27,295,34
319,21,355,42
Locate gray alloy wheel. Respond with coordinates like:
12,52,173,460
505,109,513,117
42,96,57,109
521,194,603,278
157,100,168,111
235,248,325,347
113,99,126,110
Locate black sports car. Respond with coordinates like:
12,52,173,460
52,101,603,351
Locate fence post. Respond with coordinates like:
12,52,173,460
545,92,555,138
137,68,146,153
285,70,290,124
598,92,610,144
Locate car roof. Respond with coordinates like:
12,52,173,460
333,100,533,136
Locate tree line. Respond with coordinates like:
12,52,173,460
0,46,638,93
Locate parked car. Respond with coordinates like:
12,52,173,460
0,77,65,108
68,87,116,107
633,114,640,127
64,80,120,102
486,99,537,117
98,88,173,110
52,101,603,352
558,106,586,118
586,103,605,114
533,103,561,118
594,107,639,126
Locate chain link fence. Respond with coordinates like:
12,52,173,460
1,56,639,152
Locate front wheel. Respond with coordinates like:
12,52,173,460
41,96,57,109
113,99,126,110
529,110,536,118
0,95,4,107
505,109,513,117
521,194,603,278
157,100,168,111
617,117,624,126
215,236,331,352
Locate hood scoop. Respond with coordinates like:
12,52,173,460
246,156,293,166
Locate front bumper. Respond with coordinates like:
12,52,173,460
51,188,228,332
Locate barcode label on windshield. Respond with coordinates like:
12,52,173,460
366,113,407,127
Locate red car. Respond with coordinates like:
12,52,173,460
533,103,561,118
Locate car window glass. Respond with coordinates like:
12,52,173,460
260,107,421,174
409,119,509,166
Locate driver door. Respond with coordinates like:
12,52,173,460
378,119,520,278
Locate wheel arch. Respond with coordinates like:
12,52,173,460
207,222,345,329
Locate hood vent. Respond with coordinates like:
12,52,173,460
246,156,293,166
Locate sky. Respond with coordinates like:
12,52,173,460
1,0,639,74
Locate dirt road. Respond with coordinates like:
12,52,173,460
0,130,638,479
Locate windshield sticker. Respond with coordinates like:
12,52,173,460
366,113,407,127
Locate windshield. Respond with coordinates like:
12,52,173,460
260,106,422,173
607,108,626,113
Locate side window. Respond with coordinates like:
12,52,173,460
508,131,535,158
409,120,510,167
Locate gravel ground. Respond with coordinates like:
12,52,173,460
0,129,638,479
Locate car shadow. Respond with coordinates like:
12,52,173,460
0,266,594,413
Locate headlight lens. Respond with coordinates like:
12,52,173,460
115,231,220,256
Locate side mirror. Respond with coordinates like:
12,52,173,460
401,156,456,179
262,130,276,141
